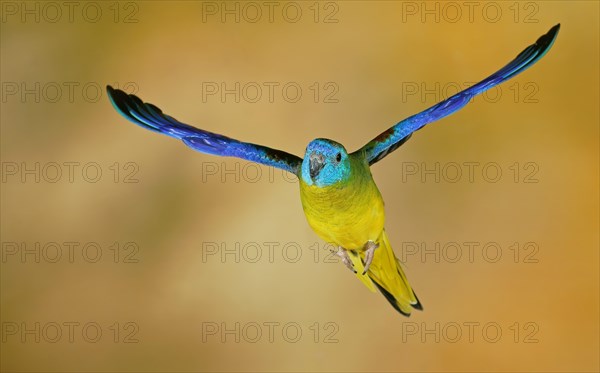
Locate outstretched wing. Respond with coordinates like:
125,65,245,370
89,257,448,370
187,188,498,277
106,86,303,175
359,24,560,165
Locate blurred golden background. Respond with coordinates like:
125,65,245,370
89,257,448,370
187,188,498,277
1,1,598,372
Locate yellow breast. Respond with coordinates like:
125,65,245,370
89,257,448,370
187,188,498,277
299,155,385,249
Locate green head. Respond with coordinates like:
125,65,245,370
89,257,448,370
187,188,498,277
301,138,351,187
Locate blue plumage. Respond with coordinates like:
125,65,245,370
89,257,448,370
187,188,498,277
106,86,302,175
300,139,351,187
107,25,560,176
360,24,560,165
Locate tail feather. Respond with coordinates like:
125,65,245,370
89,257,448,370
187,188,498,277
348,250,377,293
350,230,422,316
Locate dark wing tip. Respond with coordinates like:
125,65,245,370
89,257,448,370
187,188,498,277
106,85,134,120
537,24,560,50
106,84,122,102
106,85,137,113
106,85,170,135
106,85,128,107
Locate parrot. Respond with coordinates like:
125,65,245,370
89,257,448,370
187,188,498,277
107,24,560,316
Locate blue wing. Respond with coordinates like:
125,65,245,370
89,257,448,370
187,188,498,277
359,24,560,165
107,86,302,175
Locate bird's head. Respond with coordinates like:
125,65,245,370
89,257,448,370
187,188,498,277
301,138,351,187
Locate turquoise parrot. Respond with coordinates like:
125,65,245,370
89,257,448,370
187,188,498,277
107,25,559,315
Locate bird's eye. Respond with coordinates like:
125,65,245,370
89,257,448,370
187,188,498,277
335,153,342,162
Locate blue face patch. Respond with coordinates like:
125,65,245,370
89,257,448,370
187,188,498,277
301,138,351,187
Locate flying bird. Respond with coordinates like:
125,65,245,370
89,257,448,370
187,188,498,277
107,24,560,316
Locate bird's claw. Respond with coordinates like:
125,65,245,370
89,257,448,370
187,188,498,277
331,247,356,273
362,240,379,275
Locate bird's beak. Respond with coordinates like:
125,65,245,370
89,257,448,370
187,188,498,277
309,153,325,180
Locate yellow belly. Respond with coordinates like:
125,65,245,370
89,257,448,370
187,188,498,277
299,163,385,250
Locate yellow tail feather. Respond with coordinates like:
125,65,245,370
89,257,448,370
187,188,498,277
348,251,377,292
348,230,422,316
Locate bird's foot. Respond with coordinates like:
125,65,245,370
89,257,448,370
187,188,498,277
362,240,379,275
331,247,356,273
